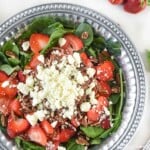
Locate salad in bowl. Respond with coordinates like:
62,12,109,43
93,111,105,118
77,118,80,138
0,16,124,150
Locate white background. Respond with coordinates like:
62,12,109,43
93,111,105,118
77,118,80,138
0,0,150,149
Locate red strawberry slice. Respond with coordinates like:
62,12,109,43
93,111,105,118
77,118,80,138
7,115,30,138
27,125,48,146
87,108,100,122
8,99,22,116
0,71,9,82
40,120,54,135
100,117,111,129
17,70,26,82
59,128,75,143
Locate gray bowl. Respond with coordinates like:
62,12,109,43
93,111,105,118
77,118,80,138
0,3,146,150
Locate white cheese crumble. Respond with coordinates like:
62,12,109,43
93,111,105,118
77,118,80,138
17,83,30,95
58,146,66,150
26,113,38,126
37,55,45,63
51,121,58,128
103,106,110,116
21,41,30,51
1,80,9,88
17,51,99,120
86,68,96,78
58,38,66,47
26,110,46,126
80,102,91,112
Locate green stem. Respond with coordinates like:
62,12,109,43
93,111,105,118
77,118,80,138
118,69,124,114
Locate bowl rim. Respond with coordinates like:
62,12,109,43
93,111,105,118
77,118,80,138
0,3,146,150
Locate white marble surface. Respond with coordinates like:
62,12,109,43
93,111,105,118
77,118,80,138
0,0,150,149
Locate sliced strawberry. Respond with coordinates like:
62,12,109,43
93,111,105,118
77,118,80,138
40,120,54,135
17,70,26,82
0,95,11,115
96,60,114,81
29,33,50,54
71,117,80,128
7,115,30,138
87,108,100,122
28,125,47,146
80,52,93,67
0,71,9,82
8,99,22,116
1,79,18,99
59,129,75,143
29,54,41,69
97,96,109,109
97,81,111,97
63,34,83,51
100,117,111,129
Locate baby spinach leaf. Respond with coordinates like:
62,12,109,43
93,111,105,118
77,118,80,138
86,47,97,58
109,93,120,104
106,40,121,56
2,40,19,57
0,51,9,64
55,17,77,29
0,64,20,75
8,58,20,66
80,126,104,138
19,51,32,68
75,23,93,46
41,22,73,54
17,16,56,40
42,22,64,35
41,28,67,54
66,139,85,150
90,138,101,145
15,137,45,150
92,37,106,50
28,16,56,33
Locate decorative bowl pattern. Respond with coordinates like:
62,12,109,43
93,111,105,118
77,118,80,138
0,3,146,150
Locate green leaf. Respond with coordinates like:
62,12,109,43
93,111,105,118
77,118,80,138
86,47,97,58
66,139,85,150
8,58,20,66
55,17,77,29
42,22,64,35
109,94,120,104
75,23,93,46
2,40,19,57
18,16,56,40
80,126,104,138
19,51,32,68
90,138,101,145
0,51,9,64
92,37,106,50
41,24,73,54
0,64,20,75
106,40,121,56
15,137,45,150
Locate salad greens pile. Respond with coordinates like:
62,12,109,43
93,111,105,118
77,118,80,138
0,16,124,150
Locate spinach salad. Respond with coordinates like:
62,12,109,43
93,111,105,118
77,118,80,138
0,16,125,150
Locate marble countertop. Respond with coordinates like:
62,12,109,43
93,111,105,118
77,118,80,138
0,0,150,149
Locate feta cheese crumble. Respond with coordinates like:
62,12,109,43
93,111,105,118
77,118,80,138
21,41,30,51
17,51,97,120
